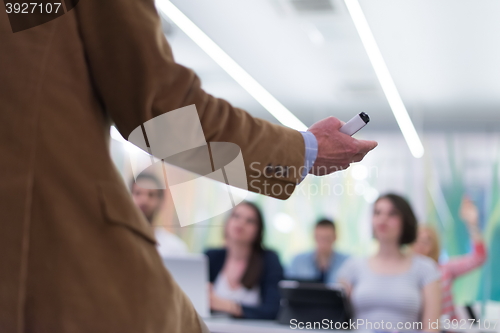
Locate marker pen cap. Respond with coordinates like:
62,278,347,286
339,112,370,136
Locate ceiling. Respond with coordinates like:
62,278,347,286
161,0,500,132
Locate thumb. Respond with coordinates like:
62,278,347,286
357,139,378,152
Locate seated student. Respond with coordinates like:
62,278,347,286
338,194,441,332
205,202,283,320
412,196,488,320
286,219,349,284
130,173,188,256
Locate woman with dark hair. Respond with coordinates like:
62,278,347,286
338,194,441,332
205,202,284,319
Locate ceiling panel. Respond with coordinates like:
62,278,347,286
163,0,500,132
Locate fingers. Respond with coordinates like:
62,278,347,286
347,139,377,163
325,116,343,130
309,117,377,175
356,139,378,154
351,152,367,163
308,116,343,132
331,116,343,129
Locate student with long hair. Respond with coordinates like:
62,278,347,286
205,202,283,319
412,196,487,320
338,194,441,331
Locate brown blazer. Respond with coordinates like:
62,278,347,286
0,1,305,332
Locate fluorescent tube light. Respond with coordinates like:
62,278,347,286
344,0,424,158
156,0,307,131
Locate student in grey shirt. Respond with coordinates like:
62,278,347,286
338,194,441,332
286,219,348,284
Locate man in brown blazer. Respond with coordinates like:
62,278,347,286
0,0,377,332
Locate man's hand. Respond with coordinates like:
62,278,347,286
308,117,378,176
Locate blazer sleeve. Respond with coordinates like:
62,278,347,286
74,0,305,199
241,251,283,320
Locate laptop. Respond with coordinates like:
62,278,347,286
162,254,210,318
277,280,351,325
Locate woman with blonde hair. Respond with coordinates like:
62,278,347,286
412,197,488,320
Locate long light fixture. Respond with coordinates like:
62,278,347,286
344,0,424,158
155,0,307,131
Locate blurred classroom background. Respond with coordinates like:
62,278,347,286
112,0,500,314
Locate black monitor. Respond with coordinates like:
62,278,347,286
277,280,351,326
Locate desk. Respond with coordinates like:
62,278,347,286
204,317,336,333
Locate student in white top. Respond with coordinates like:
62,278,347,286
130,173,188,256
205,202,284,319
